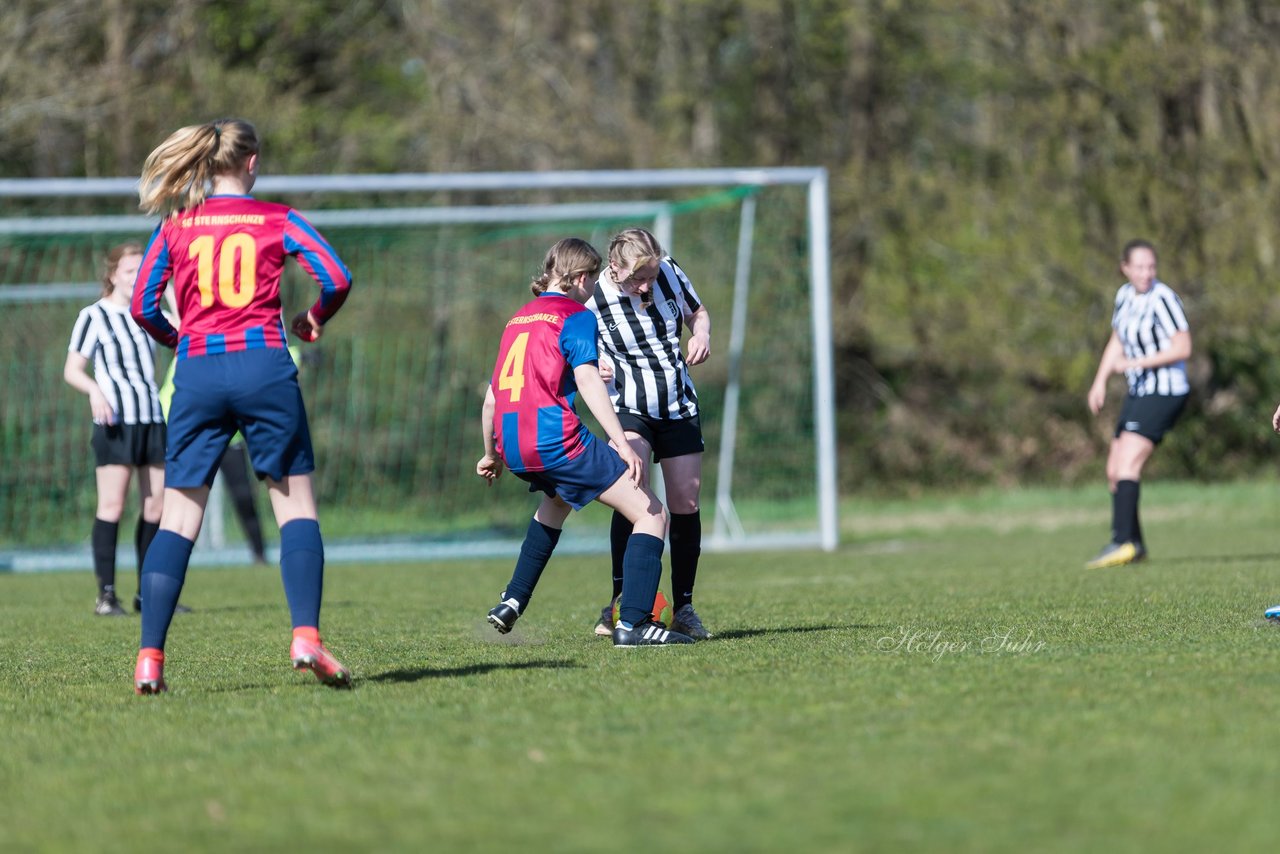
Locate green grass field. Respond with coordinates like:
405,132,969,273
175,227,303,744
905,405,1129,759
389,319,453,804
5,480,1280,852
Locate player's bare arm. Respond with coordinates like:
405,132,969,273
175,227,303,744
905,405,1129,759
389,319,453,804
476,385,503,483
685,306,711,366
1087,332,1123,415
574,363,643,485
63,351,116,425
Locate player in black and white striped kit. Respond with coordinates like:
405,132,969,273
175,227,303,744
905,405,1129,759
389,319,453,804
1085,239,1191,569
64,243,168,615
587,227,714,639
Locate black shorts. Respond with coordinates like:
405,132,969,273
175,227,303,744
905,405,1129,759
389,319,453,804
615,412,704,462
92,422,167,468
1114,394,1188,445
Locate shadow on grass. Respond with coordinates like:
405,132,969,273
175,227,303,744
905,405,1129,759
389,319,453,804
367,659,582,684
1152,553,1280,566
184,599,359,615
711,623,888,641
195,659,581,694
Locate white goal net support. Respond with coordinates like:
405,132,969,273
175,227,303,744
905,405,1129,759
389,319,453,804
0,169,835,566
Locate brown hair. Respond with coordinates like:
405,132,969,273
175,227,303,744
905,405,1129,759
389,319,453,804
138,119,260,218
531,238,602,296
101,242,144,298
607,227,664,272
1122,239,1157,264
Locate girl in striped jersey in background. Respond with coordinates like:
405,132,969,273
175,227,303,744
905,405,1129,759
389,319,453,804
64,242,167,616
129,118,353,694
1085,239,1192,570
587,228,714,639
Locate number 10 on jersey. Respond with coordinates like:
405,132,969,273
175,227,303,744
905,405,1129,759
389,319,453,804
189,234,257,309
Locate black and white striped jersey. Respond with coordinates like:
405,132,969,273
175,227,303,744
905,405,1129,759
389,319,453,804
589,256,703,420
68,299,164,425
1111,280,1190,397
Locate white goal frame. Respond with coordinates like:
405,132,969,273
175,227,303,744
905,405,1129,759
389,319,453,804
0,168,837,561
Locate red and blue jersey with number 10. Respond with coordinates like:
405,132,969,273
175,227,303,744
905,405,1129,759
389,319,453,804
131,195,351,359
491,292,600,473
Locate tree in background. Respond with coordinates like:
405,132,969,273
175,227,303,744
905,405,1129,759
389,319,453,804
4,0,1280,489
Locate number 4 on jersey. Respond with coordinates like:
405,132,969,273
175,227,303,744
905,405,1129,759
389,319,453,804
498,332,529,402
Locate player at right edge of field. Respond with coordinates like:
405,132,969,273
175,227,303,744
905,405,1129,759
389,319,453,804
477,238,693,647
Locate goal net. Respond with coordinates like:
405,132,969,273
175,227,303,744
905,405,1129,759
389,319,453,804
0,169,835,563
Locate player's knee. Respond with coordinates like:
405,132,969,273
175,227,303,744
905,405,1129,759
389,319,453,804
668,495,699,515
141,495,164,521
1110,453,1145,483
637,495,667,527
536,496,572,527
96,496,126,520
631,505,667,540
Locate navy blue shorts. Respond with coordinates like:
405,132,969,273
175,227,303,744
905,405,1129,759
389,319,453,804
513,436,628,510
616,412,704,462
1115,393,1188,445
165,348,314,488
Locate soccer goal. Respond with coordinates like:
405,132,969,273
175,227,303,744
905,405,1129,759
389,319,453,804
0,169,835,564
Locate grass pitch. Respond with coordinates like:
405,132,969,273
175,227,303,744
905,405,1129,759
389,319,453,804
4,480,1280,852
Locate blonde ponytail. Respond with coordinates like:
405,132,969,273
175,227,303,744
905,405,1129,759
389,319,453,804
138,119,259,217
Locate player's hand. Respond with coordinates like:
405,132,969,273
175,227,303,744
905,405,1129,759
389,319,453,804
615,442,644,486
599,360,614,384
89,388,115,425
476,454,504,483
1271,404,1280,433
686,333,710,366
1087,382,1105,416
291,310,322,342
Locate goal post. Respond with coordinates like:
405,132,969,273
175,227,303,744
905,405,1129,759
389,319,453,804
0,169,836,561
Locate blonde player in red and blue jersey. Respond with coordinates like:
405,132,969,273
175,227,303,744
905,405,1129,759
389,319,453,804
129,118,353,694
477,238,693,647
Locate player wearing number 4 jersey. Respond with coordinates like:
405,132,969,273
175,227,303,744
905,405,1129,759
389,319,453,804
129,118,353,694
476,238,692,647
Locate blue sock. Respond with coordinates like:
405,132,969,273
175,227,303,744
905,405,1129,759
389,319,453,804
280,518,324,630
618,533,664,627
503,517,561,610
138,531,195,651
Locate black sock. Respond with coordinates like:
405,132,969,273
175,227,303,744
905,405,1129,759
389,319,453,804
669,511,701,609
135,517,160,596
91,518,119,596
609,511,630,601
1113,480,1140,545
